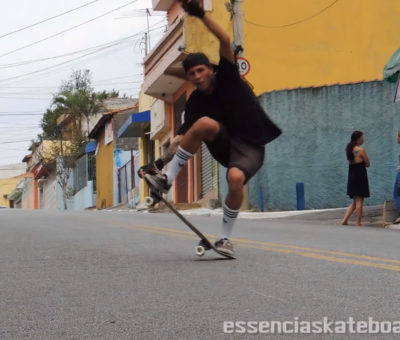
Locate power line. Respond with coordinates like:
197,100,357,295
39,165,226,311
0,34,146,70
0,140,32,144
116,8,165,18
0,97,50,100
0,22,165,85
243,0,339,29
0,15,166,70
0,111,43,113
0,113,44,116
0,73,143,88
0,0,99,40
0,0,139,58
0,43,131,84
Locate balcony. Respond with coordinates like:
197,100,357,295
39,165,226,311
152,0,176,11
142,17,187,103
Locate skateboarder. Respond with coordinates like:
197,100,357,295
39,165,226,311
139,0,281,256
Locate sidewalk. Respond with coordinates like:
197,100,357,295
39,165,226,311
110,201,400,230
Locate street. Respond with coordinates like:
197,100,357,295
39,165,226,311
1,208,400,339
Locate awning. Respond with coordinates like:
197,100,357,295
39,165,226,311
7,188,22,201
383,48,400,82
118,110,150,138
85,141,97,153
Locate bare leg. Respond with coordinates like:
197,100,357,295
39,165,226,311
355,196,364,226
341,200,356,225
225,168,246,210
180,117,220,154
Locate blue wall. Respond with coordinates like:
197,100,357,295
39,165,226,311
219,81,400,210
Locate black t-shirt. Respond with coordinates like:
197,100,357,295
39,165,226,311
177,57,281,145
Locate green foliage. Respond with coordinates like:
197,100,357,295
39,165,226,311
52,70,119,135
60,69,93,93
41,109,62,139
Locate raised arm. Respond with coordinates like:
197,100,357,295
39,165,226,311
180,0,234,63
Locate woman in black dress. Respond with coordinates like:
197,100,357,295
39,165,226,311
341,131,370,226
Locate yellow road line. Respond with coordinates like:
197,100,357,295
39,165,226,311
80,216,400,272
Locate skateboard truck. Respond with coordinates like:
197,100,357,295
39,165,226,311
144,189,162,207
195,240,211,256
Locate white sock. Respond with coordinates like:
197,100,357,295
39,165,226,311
220,204,239,239
165,146,193,185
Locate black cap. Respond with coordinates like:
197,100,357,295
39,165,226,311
182,53,211,73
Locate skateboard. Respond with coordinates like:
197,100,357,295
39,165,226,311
144,182,235,259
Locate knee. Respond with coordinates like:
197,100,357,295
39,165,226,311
227,168,245,191
191,117,219,140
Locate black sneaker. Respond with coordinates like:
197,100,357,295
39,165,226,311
214,238,234,256
144,173,171,194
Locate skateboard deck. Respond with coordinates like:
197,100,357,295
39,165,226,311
144,182,235,259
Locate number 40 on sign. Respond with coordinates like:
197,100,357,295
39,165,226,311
236,57,250,77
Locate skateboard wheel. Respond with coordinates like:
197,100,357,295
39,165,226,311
195,245,205,256
144,196,154,207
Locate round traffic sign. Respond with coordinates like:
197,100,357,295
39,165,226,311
236,57,250,77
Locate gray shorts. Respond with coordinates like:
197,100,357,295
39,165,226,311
205,124,265,184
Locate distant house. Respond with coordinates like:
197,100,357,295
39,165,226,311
88,99,141,209
0,163,27,207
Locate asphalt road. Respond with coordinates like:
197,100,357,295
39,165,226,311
1,208,400,339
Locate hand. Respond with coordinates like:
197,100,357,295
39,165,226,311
137,159,164,178
180,0,205,18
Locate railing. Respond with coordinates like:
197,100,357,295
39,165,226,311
118,159,135,204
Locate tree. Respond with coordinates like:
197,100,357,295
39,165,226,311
60,69,93,93
53,70,119,135
39,69,119,210
40,108,63,139
41,132,86,210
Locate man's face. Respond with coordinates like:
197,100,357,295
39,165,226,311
186,64,214,92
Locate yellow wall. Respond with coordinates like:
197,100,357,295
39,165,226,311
0,177,21,206
243,0,400,95
138,88,157,202
42,140,72,162
96,140,114,209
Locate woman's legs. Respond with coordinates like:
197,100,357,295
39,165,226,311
341,200,356,225
354,196,364,226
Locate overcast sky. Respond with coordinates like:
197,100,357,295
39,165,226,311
0,0,166,167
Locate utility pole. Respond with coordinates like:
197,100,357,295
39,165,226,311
144,32,148,55
146,8,151,52
230,0,249,210
231,0,244,57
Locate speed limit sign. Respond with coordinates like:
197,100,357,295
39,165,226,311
236,57,250,77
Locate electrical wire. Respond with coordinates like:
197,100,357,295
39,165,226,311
0,22,165,85
0,113,44,116
0,140,33,144
0,0,99,40
0,0,139,58
243,0,339,29
0,73,144,88
0,35,137,69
